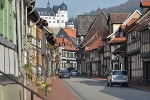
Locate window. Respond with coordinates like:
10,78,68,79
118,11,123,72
62,20,64,23
53,21,55,23
53,17,55,19
49,21,51,23
57,20,59,23
57,15,59,17
45,17,47,19
1,0,13,40
70,52,73,58
62,15,64,17
49,17,51,19
0,3,3,35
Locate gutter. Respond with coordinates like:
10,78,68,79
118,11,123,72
16,0,27,100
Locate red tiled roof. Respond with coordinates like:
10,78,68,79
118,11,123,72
55,38,76,51
85,36,103,51
137,14,150,29
141,0,150,7
64,43,77,51
55,38,69,46
63,28,76,38
109,37,126,44
127,18,138,26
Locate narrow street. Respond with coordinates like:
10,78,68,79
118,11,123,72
62,76,150,100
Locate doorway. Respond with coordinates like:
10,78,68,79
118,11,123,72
143,61,150,85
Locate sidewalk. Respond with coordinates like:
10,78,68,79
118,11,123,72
37,76,79,100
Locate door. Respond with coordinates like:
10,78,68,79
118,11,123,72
143,62,148,85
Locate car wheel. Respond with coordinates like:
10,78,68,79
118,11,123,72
107,82,109,86
126,84,128,87
109,81,113,87
122,84,124,87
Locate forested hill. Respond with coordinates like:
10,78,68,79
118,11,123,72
83,0,141,16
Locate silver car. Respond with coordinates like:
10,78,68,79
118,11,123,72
70,70,78,76
107,70,129,87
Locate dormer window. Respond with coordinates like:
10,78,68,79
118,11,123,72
60,34,64,37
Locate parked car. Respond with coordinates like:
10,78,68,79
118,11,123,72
107,69,129,87
54,68,60,76
59,70,70,79
104,69,111,78
70,70,78,76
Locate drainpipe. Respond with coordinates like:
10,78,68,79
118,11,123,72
16,0,27,100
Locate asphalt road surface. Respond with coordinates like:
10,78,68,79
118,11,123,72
61,76,150,100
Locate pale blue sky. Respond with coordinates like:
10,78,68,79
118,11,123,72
35,0,128,18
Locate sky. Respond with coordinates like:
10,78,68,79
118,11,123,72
35,0,128,18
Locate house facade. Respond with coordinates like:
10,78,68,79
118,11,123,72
107,13,131,70
55,28,78,70
81,12,108,76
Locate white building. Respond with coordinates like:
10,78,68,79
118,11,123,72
36,1,68,28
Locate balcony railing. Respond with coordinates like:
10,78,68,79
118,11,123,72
0,71,45,100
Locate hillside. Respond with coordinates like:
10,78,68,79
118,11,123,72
84,0,141,16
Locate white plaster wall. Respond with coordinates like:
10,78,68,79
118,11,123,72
58,10,68,28
9,49,15,75
0,84,23,100
5,47,9,74
14,52,18,77
0,45,4,74
113,24,120,33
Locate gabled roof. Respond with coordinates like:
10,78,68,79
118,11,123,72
85,36,103,51
55,38,76,51
77,15,97,36
126,18,139,26
122,10,141,25
108,13,131,24
64,43,77,51
107,10,141,41
81,12,108,46
63,28,76,38
137,13,150,31
140,0,150,7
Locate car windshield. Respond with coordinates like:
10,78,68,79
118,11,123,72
72,70,77,72
62,70,69,73
113,71,127,75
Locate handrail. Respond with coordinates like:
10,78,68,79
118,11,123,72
0,71,45,100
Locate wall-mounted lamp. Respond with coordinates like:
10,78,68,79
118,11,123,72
27,33,33,42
